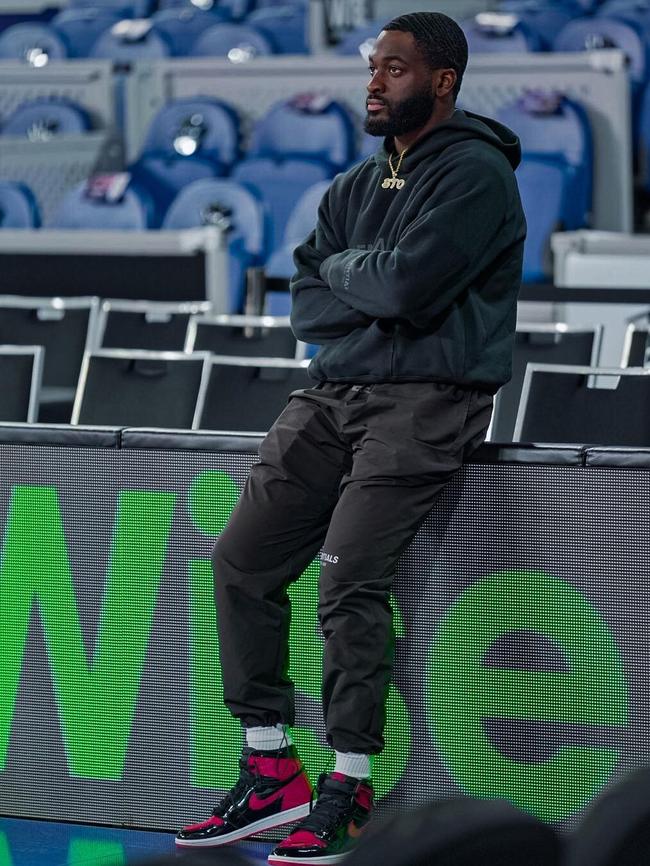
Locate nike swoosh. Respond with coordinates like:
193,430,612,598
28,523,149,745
248,790,285,811
347,822,365,839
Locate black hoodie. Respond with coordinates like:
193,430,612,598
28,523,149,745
289,109,527,391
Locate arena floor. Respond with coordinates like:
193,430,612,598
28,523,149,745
0,817,272,866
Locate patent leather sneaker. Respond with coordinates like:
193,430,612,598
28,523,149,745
176,745,313,847
267,772,374,865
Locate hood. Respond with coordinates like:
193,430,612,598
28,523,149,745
373,108,522,172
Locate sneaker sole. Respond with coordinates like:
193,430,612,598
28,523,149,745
268,853,350,866
175,803,312,848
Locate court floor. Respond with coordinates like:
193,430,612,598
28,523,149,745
0,817,274,866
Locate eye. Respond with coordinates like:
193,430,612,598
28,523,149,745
368,65,376,74
389,66,403,75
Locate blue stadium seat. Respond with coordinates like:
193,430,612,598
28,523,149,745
356,131,380,162
190,22,273,57
68,0,153,16
163,179,269,311
151,6,231,55
265,179,330,279
597,0,650,33
496,91,593,227
247,95,356,169
335,21,379,57
489,3,577,50
51,177,155,229
2,98,91,137
129,97,241,222
554,16,647,87
90,19,172,60
0,182,41,228
516,156,573,283
461,13,542,53
0,22,68,63
159,0,253,22
51,7,123,57
246,5,308,53
638,79,650,189
232,158,332,253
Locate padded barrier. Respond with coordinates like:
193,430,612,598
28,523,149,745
0,427,647,837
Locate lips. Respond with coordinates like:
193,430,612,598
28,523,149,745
366,100,387,112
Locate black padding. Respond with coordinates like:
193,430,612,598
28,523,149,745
102,311,192,351
626,330,648,367
193,321,297,358
566,768,650,866
121,428,264,452
471,442,585,465
0,423,121,447
585,448,650,468
0,352,36,422
347,798,561,866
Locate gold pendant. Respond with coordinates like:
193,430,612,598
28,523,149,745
395,178,405,189
381,177,405,190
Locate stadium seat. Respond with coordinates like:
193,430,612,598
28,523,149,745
163,178,268,312
151,6,231,55
0,346,44,423
622,322,650,366
159,0,253,22
461,13,543,53
0,182,41,228
493,3,577,50
190,22,273,58
2,98,91,138
490,324,601,442
73,349,211,428
335,21,380,57
95,299,212,351
197,357,312,431
51,7,123,57
0,22,68,63
516,156,574,282
51,177,155,230
597,0,650,35
514,364,650,445
68,0,153,16
357,131,380,162
90,19,171,60
264,179,330,280
554,17,647,88
496,91,593,227
246,4,308,53
185,312,297,356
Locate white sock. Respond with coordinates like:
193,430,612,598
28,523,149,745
334,751,371,779
245,723,293,752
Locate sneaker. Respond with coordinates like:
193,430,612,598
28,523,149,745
176,745,313,848
267,772,374,865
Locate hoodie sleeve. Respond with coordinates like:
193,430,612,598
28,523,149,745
319,158,512,329
289,182,374,344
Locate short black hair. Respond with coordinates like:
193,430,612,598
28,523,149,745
382,11,468,100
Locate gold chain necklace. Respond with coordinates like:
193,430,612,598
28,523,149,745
382,146,408,190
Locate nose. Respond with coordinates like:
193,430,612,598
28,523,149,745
367,69,385,95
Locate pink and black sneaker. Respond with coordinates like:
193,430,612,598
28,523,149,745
267,772,374,865
176,745,313,848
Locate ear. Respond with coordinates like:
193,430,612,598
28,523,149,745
434,68,457,99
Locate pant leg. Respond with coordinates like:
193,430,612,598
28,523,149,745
318,383,493,754
213,387,351,728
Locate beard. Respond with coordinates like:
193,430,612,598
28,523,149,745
364,86,436,137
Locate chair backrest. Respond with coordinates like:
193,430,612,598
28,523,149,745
198,356,311,431
554,16,647,85
51,178,154,230
139,97,240,167
622,324,650,366
263,179,330,279
462,12,542,53
335,21,380,57
0,296,99,388
500,4,576,49
185,314,297,357
69,0,152,14
516,156,573,282
0,345,44,423
51,7,123,57
96,299,212,351
232,158,331,253
162,178,266,257
159,0,253,20
247,95,355,168
246,4,308,53
90,20,171,60
2,98,91,138
0,182,41,229
0,22,68,63
151,6,230,55
72,349,211,428
514,364,650,445
638,79,650,190
490,324,601,442
190,22,273,58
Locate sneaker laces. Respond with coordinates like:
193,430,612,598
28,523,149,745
297,774,356,837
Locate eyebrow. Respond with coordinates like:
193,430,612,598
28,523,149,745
367,53,409,64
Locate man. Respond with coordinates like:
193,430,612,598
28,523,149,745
177,10,526,865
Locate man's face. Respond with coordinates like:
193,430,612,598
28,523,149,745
364,29,437,138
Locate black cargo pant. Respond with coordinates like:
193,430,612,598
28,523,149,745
212,380,493,754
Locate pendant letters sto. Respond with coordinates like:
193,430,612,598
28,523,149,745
381,178,405,190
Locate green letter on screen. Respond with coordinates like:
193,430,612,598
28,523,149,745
0,484,176,779
428,570,628,821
